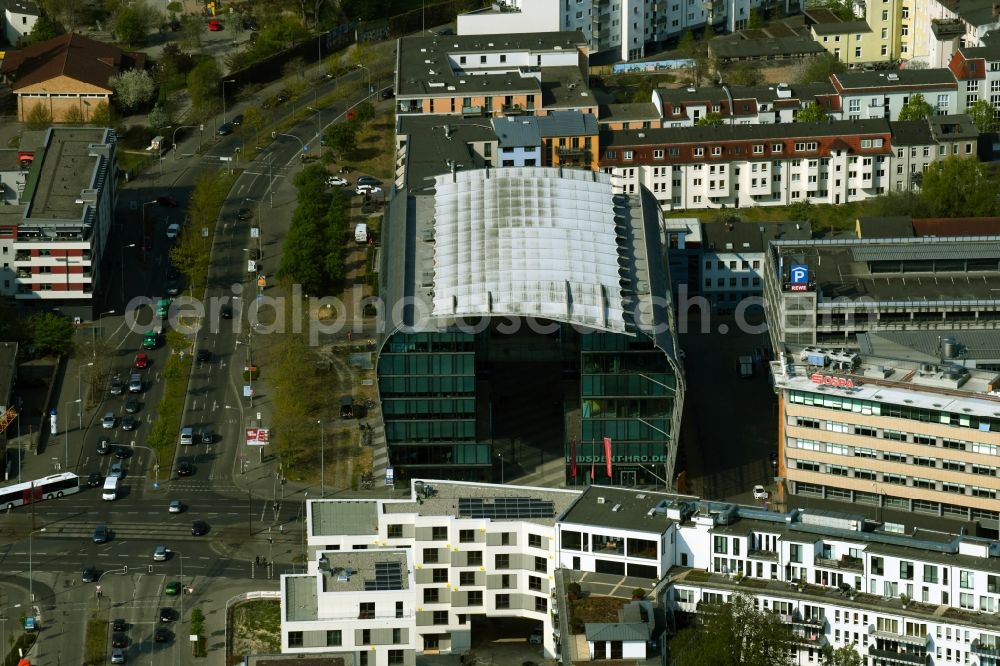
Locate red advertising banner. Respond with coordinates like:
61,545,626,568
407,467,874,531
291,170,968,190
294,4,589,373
570,440,577,477
246,428,270,446
603,437,613,477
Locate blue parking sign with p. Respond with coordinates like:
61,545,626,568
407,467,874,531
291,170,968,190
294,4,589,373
790,265,809,285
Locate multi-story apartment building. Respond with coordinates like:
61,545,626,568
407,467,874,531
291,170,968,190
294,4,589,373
393,32,595,120
648,82,841,127
698,221,812,313
948,40,1000,111
773,347,1000,523
908,0,1000,68
833,69,961,119
761,235,1000,350
283,481,581,660
0,127,118,320
285,481,1000,665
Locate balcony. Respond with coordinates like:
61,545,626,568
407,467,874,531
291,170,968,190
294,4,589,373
814,555,863,572
789,629,826,648
747,549,779,561
502,104,524,115
868,646,928,665
972,639,1000,657
790,613,825,628
556,147,591,158
869,628,930,647
461,105,484,118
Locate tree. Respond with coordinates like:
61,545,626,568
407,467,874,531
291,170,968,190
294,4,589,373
823,645,862,666
38,0,85,31
110,69,157,111
30,13,61,43
747,7,764,28
64,105,86,124
240,107,268,146
179,14,203,48
677,30,696,59
354,102,375,125
113,5,151,45
669,594,794,666
147,104,172,131
919,156,999,217
795,102,829,123
187,58,222,112
798,53,845,83
898,93,933,121
90,101,112,126
965,98,999,133
788,200,819,226
156,43,195,84
25,103,53,130
283,57,308,81
30,312,75,356
697,112,724,126
324,122,357,157
725,62,763,86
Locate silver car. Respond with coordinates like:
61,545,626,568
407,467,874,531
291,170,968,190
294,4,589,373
101,412,116,429
153,545,168,561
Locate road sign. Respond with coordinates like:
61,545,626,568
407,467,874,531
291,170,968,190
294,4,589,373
247,260,257,273
257,275,266,288
250,227,260,238
246,428,269,445
243,385,254,398
219,156,233,162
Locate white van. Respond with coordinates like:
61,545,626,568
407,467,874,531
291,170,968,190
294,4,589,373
355,223,368,243
102,476,119,501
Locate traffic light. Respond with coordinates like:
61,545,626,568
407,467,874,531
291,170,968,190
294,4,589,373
123,565,128,574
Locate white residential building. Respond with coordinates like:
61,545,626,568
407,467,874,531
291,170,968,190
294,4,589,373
284,481,1000,665
3,0,39,47
833,70,960,120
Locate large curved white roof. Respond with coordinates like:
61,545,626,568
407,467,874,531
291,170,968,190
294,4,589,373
431,167,626,332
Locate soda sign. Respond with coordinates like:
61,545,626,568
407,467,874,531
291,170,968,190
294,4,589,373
810,373,858,389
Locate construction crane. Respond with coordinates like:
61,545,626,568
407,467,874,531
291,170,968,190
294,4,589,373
0,406,17,435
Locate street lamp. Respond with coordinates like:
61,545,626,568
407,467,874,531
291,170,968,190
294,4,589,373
172,124,205,159
157,126,172,176
222,79,237,125
120,243,136,304
63,399,80,470
498,452,504,484
29,527,46,602
141,200,158,234
130,443,161,487
356,64,371,101
318,420,325,498
95,309,115,359
305,106,322,141
77,361,94,429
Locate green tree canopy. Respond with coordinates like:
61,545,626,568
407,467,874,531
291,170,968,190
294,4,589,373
898,93,934,121
30,312,75,356
112,1,160,46
965,98,999,133
669,593,794,666
823,644,863,666
798,53,845,83
725,61,763,86
324,122,357,157
26,103,53,130
187,58,222,112
30,13,61,43
919,156,999,217
795,102,829,122
747,8,764,28
90,101,112,126
110,68,157,111
696,112,724,126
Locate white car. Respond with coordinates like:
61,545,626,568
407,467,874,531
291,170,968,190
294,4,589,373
327,175,349,187
153,545,168,561
168,500,184,513
752,484,769,500
355,184,382,196
166,223,181,239
101,412,116,429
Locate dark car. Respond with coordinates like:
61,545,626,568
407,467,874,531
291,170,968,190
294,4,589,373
156,196,179,207
217,123,234,136
154,626,172,642
236,208,252,221
93,525,109,543
122,415,138,431
109,376,124,396
96,439,112,455
220,304,233,319
200,427,214,444
125,397,140,414
87,472,102,487
381,87,394,99
357,176,382,187
231,114,244,126
191,520,209,536
159,607,174,623
82,566,97,583
166,266,180,280
276,89,290,103
196,349,211,363
111,633,128,648
112,618,128,632
176,461,193,477
114,446,132,459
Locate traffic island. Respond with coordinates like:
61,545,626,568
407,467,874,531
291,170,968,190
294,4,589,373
82,612,107,665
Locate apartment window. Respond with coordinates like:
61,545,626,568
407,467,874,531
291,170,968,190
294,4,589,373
459,529,475,543
467,551,483,566
387,524,403,538
460,571,476,586
871,557,884,576
772,143,783,152
529,576,542,591
432,568,448,583
753,144,764,154
623,150,634,161
712,146,722,156
900,561,914,580
923,565,939,584
424,588,440,603
794,142,818,152
669,147,680,156
388,650,404,665
989,575,1000,593
501,574,512,588
534,556,547,573
423,548,439,564
789,544,802,563
468,591,483,606
714,536,728,554
693,147,704,157
528,534,542,548
606,151,616,159
495,554,510,569
362,629,371,645
432,610,448,625
359,602,375,619
653,149,664,159
327,630,342,646
288,631,303,648
432,526,447,540
942,460,966,472
500,532,512,546
535,597,548,612
496,594,511,609
396,602,404,619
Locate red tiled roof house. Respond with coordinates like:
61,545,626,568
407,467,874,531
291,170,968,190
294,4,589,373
0,32,147,122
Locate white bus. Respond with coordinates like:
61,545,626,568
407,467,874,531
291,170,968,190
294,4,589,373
0,472,80,509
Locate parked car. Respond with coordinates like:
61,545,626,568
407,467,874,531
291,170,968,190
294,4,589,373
93,525,109,543
154,627,171,642
101,412,116,429
752,484,769,500
355,184,382,196
111,647,125,664
208,19,222,31
231,114,244,126
217,122,234,136
111,633,128,648
381,87,394,99
156,196,179,208
191,520,209,536
357,176,382,187
327,175,349,187
529,629,543,645
276,89,290,103
166,223,181,239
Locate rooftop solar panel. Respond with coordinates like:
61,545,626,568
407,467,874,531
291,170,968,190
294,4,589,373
458,497,555,520
364,561,404,591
